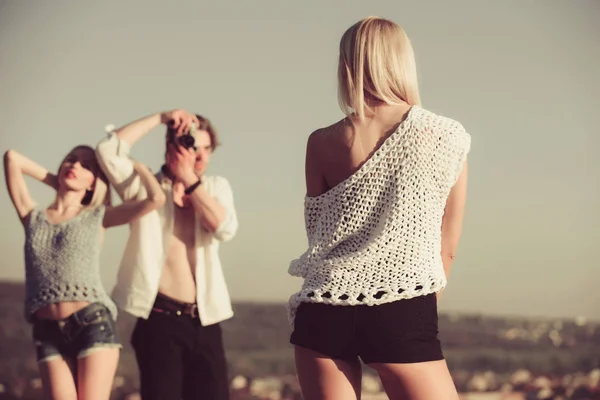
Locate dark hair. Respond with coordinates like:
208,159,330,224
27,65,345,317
58,145,111,207
195,114,220,151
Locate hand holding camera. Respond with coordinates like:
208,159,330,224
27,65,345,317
162,109,200,151
160,109,201,182
160,109,200,137
166,142,196,182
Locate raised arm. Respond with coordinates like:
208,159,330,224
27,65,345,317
102,161,166,228
96,110,198,201
3,150,58,223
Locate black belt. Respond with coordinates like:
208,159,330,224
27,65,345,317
152,293,198,318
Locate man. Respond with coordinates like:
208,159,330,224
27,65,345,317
96,109,238,400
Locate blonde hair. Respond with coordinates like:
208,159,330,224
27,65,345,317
59,145,112,209
338,16,421,121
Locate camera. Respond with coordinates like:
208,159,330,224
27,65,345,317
167,121,197,151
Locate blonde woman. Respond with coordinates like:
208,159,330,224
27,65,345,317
288,17,471,400
3,145,165,400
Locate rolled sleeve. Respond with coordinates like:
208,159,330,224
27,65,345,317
212,176,238,242
95,132,146,201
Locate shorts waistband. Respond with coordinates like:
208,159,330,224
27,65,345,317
31,302,111,329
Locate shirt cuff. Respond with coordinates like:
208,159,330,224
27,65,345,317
103,125,132,157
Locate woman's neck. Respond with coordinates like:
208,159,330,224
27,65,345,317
51,189,84,213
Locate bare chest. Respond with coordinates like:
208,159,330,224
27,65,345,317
172,206,196,247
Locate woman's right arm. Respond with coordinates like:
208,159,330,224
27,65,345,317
102,161,166,228
3,150,57,222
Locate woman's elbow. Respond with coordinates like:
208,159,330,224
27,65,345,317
4,149,17,165
149,192,166,209
441,252,457,261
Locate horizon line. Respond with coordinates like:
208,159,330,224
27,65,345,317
0,278,597,324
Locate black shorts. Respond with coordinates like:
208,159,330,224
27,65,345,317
290,293,443,364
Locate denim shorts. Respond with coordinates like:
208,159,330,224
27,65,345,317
32,302,121,363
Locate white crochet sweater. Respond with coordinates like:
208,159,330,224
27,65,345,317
287,106,471,325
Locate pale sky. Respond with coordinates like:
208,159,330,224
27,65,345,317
1,0,598,319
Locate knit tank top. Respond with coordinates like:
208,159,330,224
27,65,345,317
287,106,471,325
24,205,117,322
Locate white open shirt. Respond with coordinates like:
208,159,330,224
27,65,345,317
96,132,238,326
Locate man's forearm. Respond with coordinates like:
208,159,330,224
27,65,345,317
115,113,163,148
180,174,227,232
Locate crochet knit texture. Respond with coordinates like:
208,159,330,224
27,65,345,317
24,206,117,322
288,106,471,325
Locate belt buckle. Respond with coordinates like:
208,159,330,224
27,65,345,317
185,304,198,318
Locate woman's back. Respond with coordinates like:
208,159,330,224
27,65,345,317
306,104,414,198
288,105,470,322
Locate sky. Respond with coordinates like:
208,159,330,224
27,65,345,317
0,0,598,320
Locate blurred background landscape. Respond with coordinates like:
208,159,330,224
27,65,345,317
1,281,599,399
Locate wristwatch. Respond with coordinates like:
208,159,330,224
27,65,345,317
184,178,202,195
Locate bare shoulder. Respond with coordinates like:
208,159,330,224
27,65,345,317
307,118,350,155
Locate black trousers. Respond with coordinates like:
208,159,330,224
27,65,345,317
131,295,229,400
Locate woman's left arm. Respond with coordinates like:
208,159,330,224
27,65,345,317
102,161,166,228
